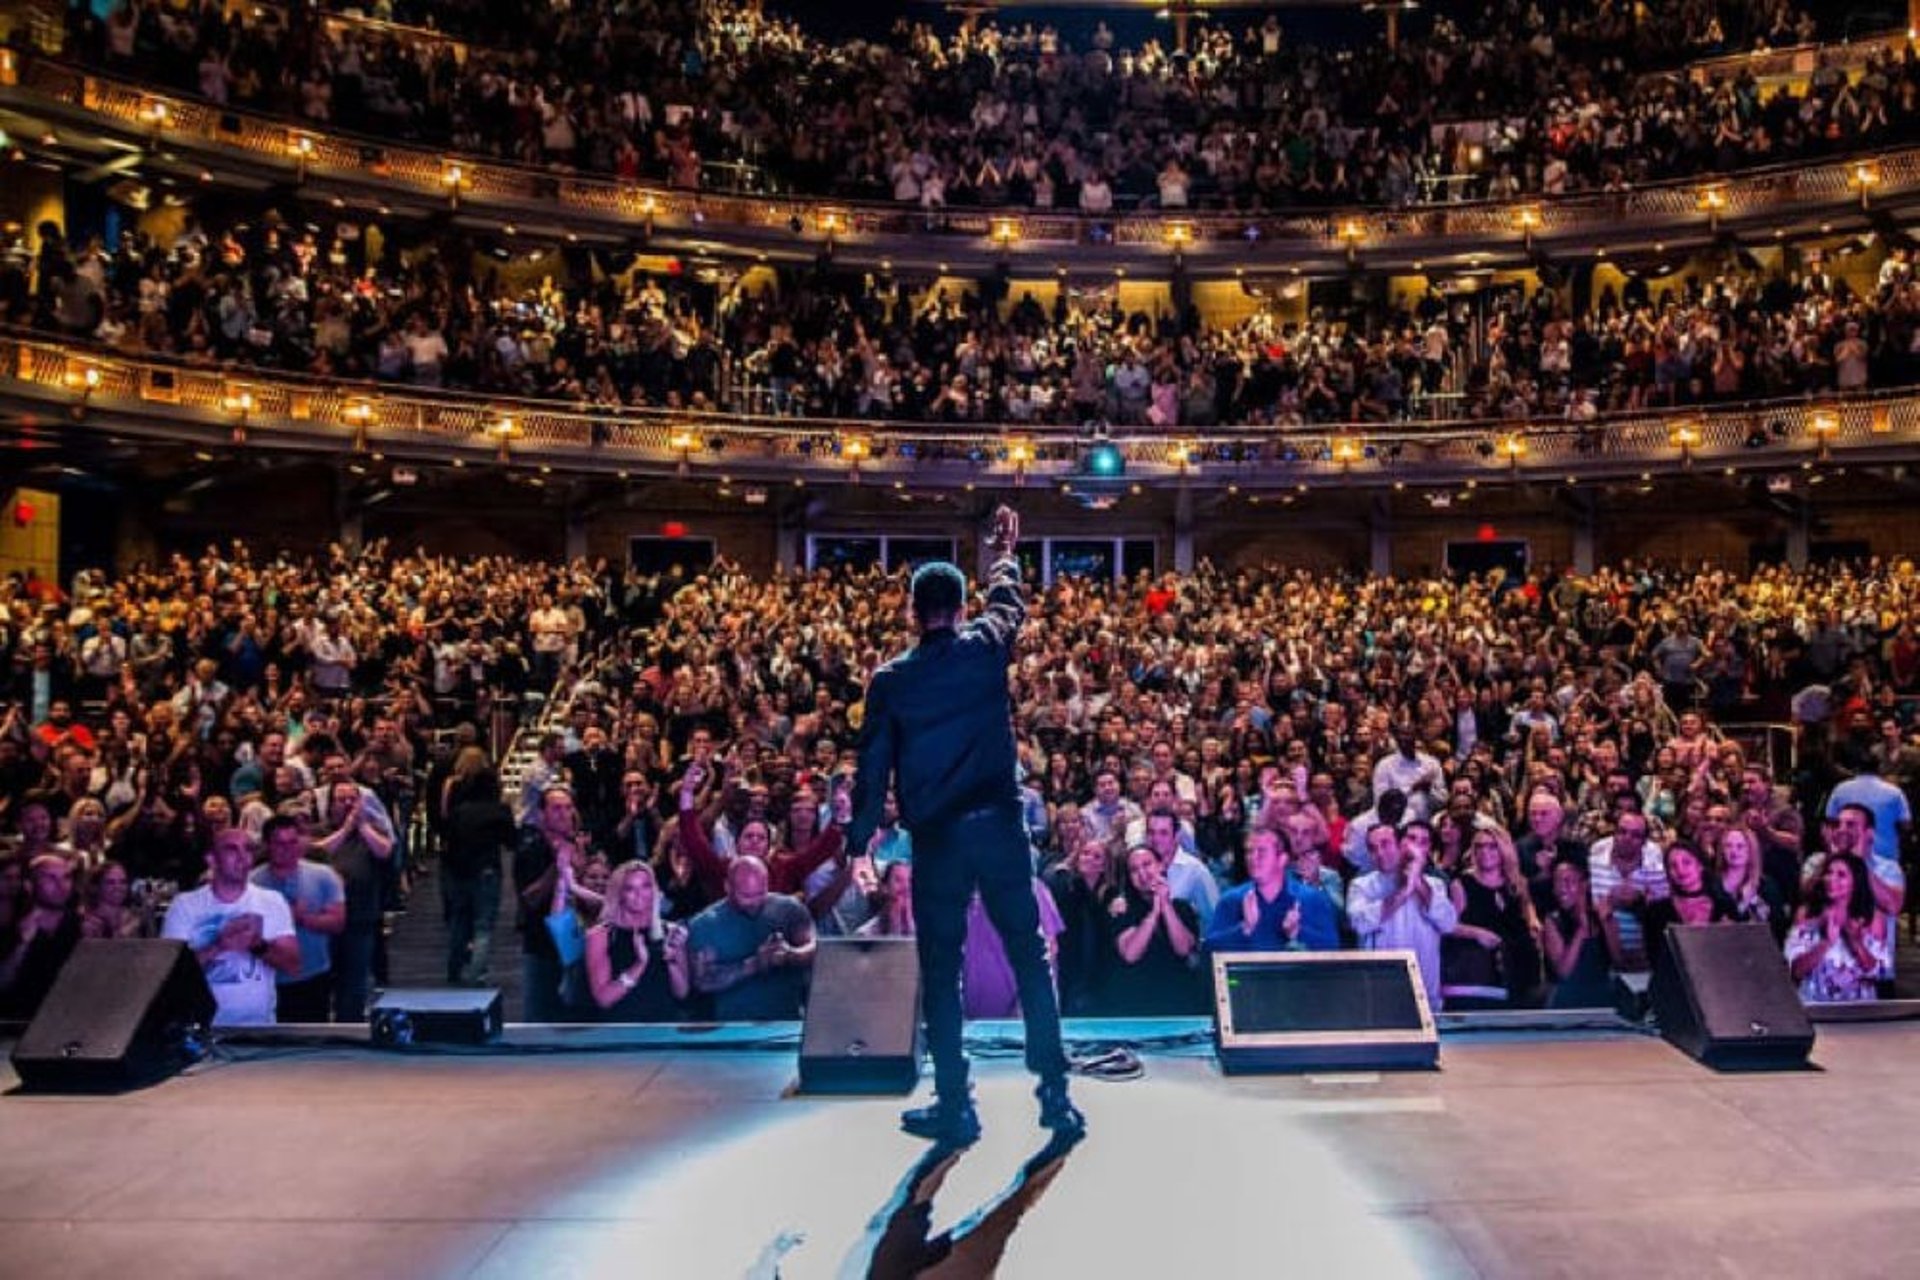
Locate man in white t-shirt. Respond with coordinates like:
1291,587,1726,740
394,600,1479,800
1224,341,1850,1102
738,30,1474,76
163,828,300,1026
529,594,571,688
1373,726,1444,821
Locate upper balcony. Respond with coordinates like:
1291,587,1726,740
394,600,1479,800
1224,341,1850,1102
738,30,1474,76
3,331,1911,497
5,21,1919,279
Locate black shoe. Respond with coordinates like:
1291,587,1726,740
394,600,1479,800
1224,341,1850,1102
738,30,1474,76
1035,1080,1086,1142
900,1097,982,1148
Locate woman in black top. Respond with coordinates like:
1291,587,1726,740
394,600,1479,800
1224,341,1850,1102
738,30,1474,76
1443,827,1544,1009
1099,847,1206,1016
1644,841,1738,971
1541,860,1615,1009
585,860,689,1022
1045,837,1122,1014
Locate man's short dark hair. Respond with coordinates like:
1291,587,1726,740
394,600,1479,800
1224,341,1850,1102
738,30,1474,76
262,814,302,844
1839,801,1877,830
910,561,966,624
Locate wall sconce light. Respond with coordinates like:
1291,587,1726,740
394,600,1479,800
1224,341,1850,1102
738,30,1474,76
491,413,518,461
1500,433,1527,469
442,161,465,209
841,434,870,483
223,385,255,443
65,363,101,419
1696,185,1728,233
1850,159,1882,210
1332,435,1363,470
1339,217,1365,265
290,130,316,180
1670,419,1703,468
343,398,375,452
1515,206,1542,251
1008,437,1034,486
1808,406,1839,461
670,427,697,477
138,98,170,148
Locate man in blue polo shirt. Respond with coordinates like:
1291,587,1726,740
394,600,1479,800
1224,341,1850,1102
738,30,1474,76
1204,827,1303,953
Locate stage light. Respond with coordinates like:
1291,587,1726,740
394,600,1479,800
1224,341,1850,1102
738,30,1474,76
1086,442,1125,478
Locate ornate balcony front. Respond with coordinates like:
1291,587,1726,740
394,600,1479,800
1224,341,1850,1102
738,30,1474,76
4,334,1913,493
5,57,1919,279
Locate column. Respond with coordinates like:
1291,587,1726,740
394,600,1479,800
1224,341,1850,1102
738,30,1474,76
775,506,801,570
1368,494,1392,578
1173,487,1195,574
335,470,363,553
1786,500,1810,570
564,511,588,563
1571,493,1597,576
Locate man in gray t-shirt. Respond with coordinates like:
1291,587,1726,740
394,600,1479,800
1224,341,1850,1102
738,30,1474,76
689,857,814,1020
1651,621,1703,706
250,815,345,1023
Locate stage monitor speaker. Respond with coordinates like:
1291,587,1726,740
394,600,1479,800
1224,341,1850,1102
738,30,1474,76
1650,923,1813,1071
1212,950,1438,1074
799,937,922,1094
369,988,503,1046
11,939,215,1093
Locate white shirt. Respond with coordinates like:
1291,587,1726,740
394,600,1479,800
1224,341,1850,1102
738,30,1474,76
162,883,295,1026
1373,750,1444,820
1163,850,1220,925
1346,870,1458,1008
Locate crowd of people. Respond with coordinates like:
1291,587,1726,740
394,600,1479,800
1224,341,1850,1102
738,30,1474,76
0,540,627,1023
6,543,1918,1027
10,201,1920,434
57,0,1896,214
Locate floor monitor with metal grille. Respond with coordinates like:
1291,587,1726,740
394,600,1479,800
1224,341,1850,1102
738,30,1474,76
1212,950,1439,1074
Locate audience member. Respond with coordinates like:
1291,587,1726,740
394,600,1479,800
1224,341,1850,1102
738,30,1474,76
162,828,300,1025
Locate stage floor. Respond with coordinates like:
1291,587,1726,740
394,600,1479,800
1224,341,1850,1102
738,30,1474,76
4,1021,1918,1279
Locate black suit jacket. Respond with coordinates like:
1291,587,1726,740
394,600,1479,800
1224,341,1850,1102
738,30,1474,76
850,556,1025,851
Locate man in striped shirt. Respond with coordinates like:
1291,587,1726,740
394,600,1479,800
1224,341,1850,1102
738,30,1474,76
1588,814,1668,974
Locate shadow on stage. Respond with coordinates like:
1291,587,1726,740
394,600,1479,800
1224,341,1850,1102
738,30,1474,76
829,1131,1082,1279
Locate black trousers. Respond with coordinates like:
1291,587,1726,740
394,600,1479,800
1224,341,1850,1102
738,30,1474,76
276,972,335,1024
911,804,1069,1101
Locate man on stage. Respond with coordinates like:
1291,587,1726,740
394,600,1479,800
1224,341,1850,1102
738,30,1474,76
849,505,1083,1148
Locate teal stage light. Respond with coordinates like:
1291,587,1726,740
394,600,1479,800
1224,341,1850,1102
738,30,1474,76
1086,442,1125,477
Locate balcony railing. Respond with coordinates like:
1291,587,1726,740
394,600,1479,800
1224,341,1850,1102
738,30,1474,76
6,57,1916,271
5,334,1911,489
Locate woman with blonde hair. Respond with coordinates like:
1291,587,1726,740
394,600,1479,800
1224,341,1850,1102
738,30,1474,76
584,859,688,1022
1716,822,1786,943
1443,825,1544,1008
